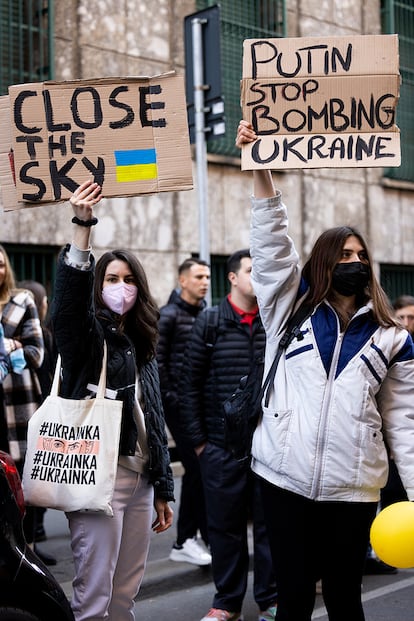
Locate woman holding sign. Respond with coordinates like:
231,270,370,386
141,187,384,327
51,180,174,621
236,120,414,621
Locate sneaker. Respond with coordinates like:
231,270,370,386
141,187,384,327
258,605,277,621
169,537,212,566
200,609,243,621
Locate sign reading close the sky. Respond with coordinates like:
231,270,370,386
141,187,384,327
0,72,193,211
240,34,401,170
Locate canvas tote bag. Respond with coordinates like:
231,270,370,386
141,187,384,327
22,342,122,516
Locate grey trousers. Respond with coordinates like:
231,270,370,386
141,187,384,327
67,465,154,621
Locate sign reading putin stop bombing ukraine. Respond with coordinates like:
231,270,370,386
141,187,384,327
240,34,401,170
0,72,193,211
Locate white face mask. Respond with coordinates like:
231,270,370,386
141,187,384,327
101,282,138,315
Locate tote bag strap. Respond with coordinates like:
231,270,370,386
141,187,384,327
50,354,62,397
96,341,108,398
50,341,108,398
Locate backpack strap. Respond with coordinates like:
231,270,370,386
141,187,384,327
262,302,312,408
203,307,220,348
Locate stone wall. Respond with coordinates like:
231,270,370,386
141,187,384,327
1,0,413,304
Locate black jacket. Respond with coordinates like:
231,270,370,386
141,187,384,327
178,297,265,449
157,293,206,420
51,247,174,501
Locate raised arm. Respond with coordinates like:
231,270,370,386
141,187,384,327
236,120,301,343
51,180,103,392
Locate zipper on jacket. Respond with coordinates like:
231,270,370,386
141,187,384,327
310,302,375,498
310,320,343,499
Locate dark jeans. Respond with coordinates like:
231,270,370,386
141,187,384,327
199,442,277,612
260,478,377,621
166,411,208,545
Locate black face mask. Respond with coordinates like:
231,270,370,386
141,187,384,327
331,262,370,297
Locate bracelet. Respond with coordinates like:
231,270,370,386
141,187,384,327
71,216,98,227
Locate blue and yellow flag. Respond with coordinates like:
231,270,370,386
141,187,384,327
114,148,158,183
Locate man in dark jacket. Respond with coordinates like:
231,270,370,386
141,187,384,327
157,258,211,565
179,250,278,621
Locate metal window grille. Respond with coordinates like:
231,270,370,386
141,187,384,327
380,263,414,302
2,243,59,301
196,0,286,158
0,0,54,95
210,254,229,305
381,0,414,182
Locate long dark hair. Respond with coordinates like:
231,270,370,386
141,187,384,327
94,249,160,364
301,226,397,328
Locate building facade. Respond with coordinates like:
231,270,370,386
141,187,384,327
0,0,413,305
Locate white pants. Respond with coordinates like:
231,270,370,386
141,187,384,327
67,465,154,621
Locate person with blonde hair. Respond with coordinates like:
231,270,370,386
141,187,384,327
0,244,45,563
0,243,44,464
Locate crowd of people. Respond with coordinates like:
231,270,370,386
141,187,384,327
1,119,414,621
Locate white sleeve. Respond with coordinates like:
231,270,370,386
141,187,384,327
65,243,92,270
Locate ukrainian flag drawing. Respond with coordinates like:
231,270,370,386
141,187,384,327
114,148,158,183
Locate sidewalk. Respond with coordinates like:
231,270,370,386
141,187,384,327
39,472,217,601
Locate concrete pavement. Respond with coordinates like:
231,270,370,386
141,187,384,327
38,472,216,601
36,472,414,620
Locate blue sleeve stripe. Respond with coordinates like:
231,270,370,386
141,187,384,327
389,333,414,366
370,343,389,368
361,354,382,384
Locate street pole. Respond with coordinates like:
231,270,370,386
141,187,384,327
191,16,212,307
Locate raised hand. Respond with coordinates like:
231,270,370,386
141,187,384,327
235,121,276,198
70,179,102,221
235,120,257,149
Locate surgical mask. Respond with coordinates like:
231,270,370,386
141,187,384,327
331,262,370,297
10,348,26,374
102,282,138,315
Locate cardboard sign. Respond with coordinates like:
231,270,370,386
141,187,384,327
0,72,193,211
241,35,401,170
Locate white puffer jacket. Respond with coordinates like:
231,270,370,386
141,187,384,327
250,192,414,502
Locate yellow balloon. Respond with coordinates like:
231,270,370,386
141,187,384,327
370,501,414,568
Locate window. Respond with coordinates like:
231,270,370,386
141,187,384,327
2,243,59,302
0,0,54,96
210,254,229,305
380,263,414,302
196,0,286,158
381,0,414,182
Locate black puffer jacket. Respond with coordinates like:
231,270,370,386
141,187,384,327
51,247,174,502
179,297,265,449
157,293,206,419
